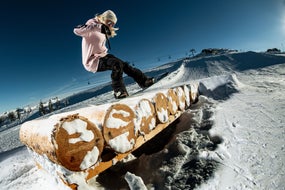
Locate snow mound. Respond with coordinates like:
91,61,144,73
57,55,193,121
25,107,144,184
198,74,243,100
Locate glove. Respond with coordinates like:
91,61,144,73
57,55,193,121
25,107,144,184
101,24,111,36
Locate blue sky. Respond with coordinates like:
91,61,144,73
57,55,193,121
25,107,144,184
0,0,284,113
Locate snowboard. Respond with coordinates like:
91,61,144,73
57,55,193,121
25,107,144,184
147,71,169,88
133,72,170,95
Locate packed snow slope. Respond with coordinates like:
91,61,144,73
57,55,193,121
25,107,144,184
0,51,284,190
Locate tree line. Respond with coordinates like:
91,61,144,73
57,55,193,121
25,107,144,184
38,97,69,116
0,97,70,127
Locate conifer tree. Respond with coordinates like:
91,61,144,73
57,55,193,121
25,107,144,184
190,49,196,57
55,97,60,110
48,99,53,113
8,112,16,122
39,101,45,116
0,116,4,125
16,108,21,120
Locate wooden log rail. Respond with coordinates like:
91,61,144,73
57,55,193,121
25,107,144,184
19,82,199,189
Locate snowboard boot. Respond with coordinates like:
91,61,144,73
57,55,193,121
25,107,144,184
114,89,129,99
139,77,155,88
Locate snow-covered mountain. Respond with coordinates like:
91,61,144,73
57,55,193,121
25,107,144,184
0,51,284,190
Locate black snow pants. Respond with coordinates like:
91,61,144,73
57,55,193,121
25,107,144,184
97,54,148,93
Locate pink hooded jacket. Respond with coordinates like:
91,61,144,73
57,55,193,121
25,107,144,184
74,18,108,73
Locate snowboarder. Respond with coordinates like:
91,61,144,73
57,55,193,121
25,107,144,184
74,10,154,99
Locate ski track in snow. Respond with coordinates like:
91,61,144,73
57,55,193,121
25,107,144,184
197,63,285,190
0,52,285,190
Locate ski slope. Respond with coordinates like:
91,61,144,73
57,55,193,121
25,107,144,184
0,51,285,190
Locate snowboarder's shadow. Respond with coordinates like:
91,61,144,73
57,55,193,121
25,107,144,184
97,99,223,190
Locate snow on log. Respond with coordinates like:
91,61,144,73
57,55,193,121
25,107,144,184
134,98,156,135
103,103,137,153
53,114,104,171
153,92,169,123
183,84,191,108
20,107,106,171
189,82,199,103
175,86,186,111
20,119,58,163
167,88,179,115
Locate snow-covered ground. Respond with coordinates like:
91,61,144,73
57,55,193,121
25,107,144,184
0,51,284,190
